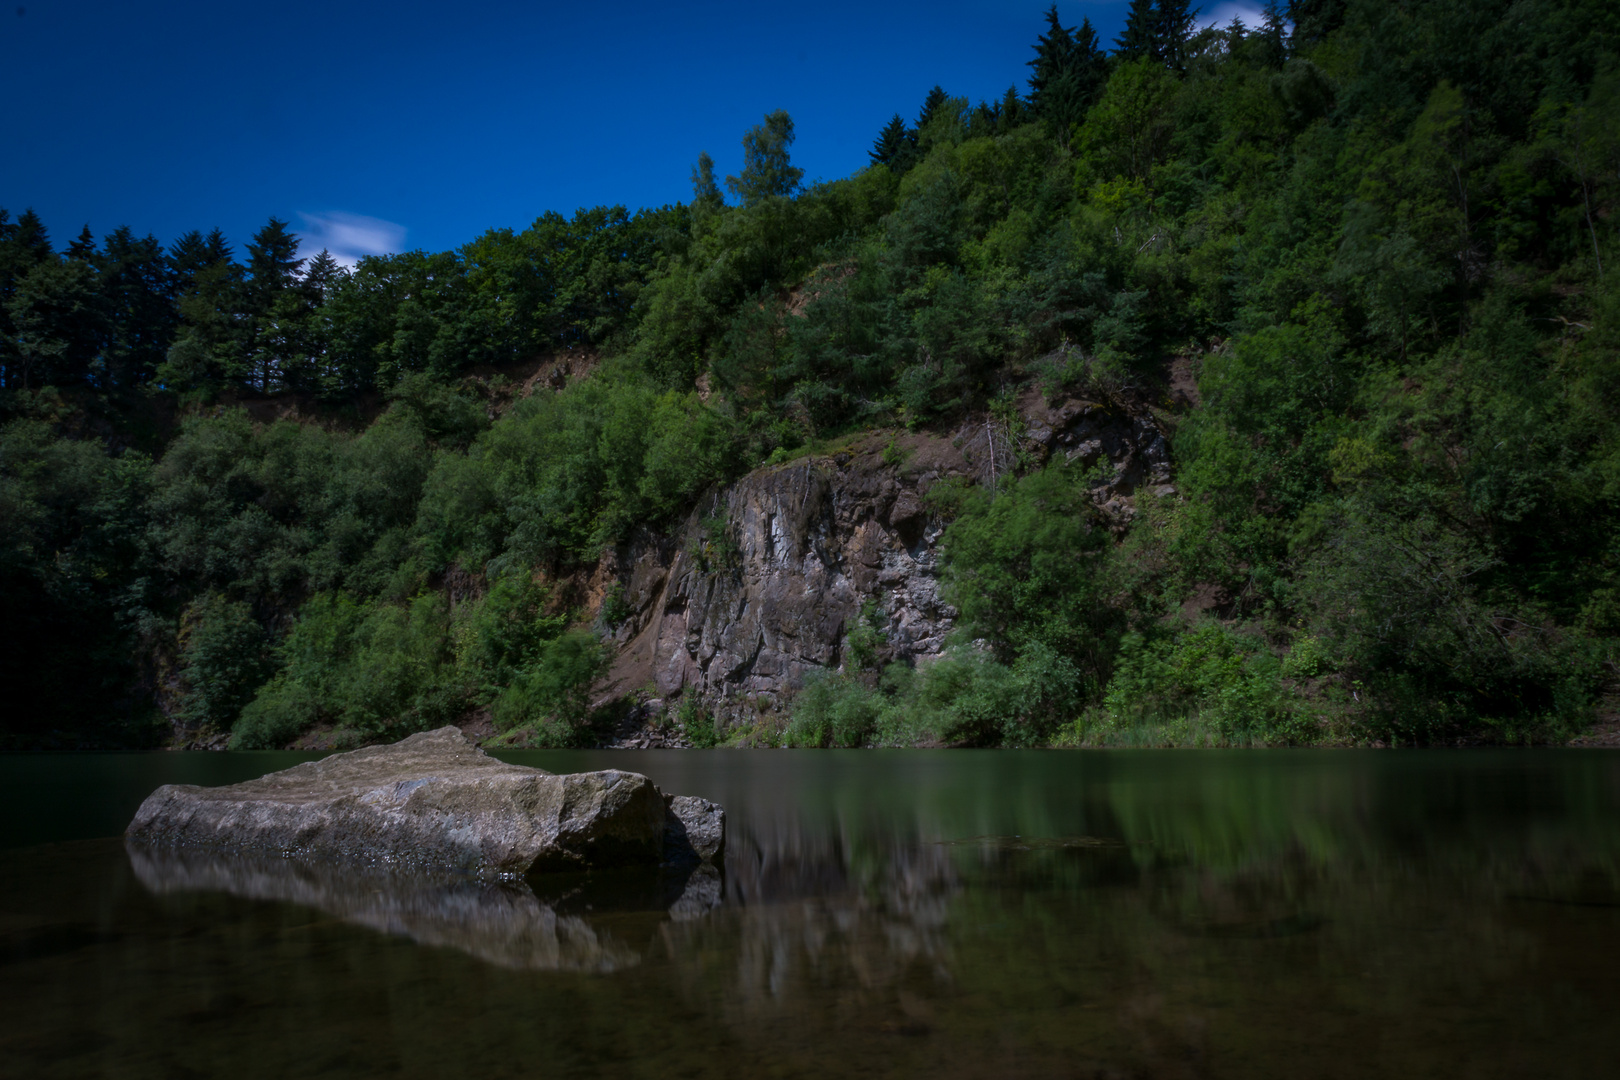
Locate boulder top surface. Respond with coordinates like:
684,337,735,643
126,726,722,878
176,726,553,805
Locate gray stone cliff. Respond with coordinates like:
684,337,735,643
593,392,1171,733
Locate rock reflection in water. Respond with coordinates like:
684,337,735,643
127,842,719,971
661,827,963,1027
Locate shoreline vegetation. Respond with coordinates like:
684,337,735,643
5,1,1620,752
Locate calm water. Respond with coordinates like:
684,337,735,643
2,749,1618,1079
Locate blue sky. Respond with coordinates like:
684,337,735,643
2,1,1262,263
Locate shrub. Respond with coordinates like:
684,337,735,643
678,696,721,748
177,595,273,734
489,630,609,745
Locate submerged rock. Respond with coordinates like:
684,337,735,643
126,727,724,878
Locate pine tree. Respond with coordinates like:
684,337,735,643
1027,5,1075,110
161,228,243,395
0,208,57,389
302,249,340,306
870,114,913,168
1000,86,1026,130
1115,0,1160,62
1157,0,1200,72
244,217,304,391
1029,9,1108,143
97,226,177,389
202,228,233,265
1071,18,1110,109
724,111,804,207
917,86,951,133
1257,2,1288,68
67,226,96,260
968,100,1000,139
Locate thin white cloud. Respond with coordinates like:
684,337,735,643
1199,2,1270,31
295,211,407,268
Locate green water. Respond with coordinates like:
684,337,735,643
2,749,1617,1078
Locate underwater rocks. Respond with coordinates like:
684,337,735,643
126,726,723,877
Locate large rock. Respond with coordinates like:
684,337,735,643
126,727,724,877
595,394,1170,730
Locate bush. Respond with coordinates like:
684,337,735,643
678,696,721,748
1102,623,1315,744
177,594,273,733
489,629,609,744
231,677,319,749
784,672,884,747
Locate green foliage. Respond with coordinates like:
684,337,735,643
177,594,272,733
725,110,805,207
786,644,1083,749
939,464,1118,682
13,2,1620,747
489,630,609,745
678,696,721,749
1100,624,1317,744
845,599,887,672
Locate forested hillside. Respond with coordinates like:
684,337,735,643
4,0,1619,749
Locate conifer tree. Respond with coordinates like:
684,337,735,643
97,225,177,389
916,86,951,132
1000,86,1026,130
1157,0,1200,72
302,249,341,303
969,100,1000,139
1115,0,1160,62
67,226,96,260
1027,5,1075,109
1071,18,1110,108
244,218,304,391
160,228,242,394
1256,2,1288,67
1029,9,1108,143
202,228,233,266
870,114,913,168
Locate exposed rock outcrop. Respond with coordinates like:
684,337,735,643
595,392,1170,731
127,727,724,875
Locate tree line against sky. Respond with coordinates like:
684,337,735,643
3,0,1618,750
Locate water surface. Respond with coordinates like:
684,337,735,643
2,749,1617,1078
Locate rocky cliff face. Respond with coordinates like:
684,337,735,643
593,392,1172,735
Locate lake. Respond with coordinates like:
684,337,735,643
2,749,1617,1078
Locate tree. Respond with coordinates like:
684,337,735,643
1157,0,1200,72
1079,57,1181,184
1029,9,1109,141
160,229,244,395
1115,0,1161,62
5,258,110,389
691,151,725,211
870,114,913,169
244,217,305,391
1256,2,1289,68
96,226,178,389
1028,6,1075,106
67,226,96,260
725,110,805,207
999,85,1026,130
917,85,951,132
1288,0,1346,50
